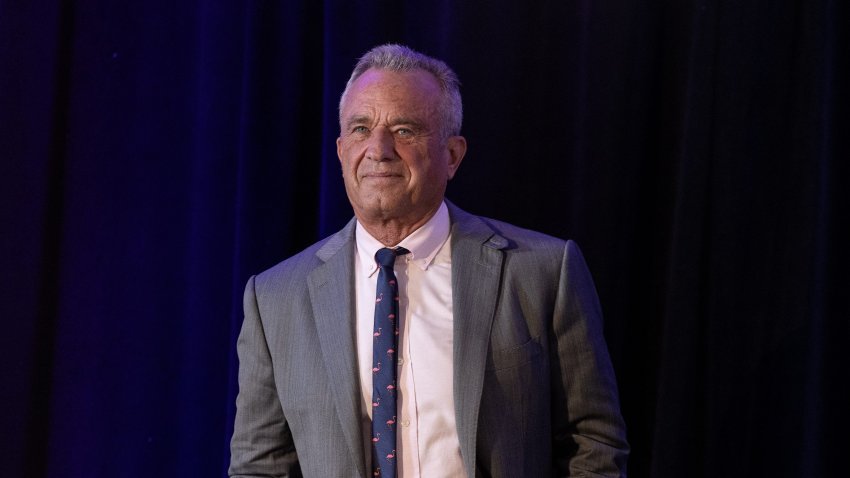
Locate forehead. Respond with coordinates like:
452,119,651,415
342,68,442,118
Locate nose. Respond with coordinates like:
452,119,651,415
364,128,395,162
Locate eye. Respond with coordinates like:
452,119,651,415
352,125,369,134
395,128,413,137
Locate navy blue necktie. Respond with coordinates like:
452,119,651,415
371,247,408,478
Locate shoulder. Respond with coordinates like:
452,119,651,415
447,203,596,286
448,201,571,256
475,215,581,279
255,239,323,282
477,215,567,250
252,218,356,296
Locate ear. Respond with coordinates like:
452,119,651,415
445,135,467,180
336,137,343,164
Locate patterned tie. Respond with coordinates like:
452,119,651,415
371,247,408,478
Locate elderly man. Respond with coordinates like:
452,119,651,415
230,44,629,477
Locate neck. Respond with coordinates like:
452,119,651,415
356,204,441,246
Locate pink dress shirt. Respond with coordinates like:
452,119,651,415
354,201,464,477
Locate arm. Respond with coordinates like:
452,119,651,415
229,276,301,477
551,241,629,477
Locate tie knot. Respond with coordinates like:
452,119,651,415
375,247,409,268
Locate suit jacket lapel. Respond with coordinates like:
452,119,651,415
447,202,508,477
307,219,368,478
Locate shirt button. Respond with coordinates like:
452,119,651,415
397,357,405,366
401,420,410,427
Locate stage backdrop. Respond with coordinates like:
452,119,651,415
2,1,847,477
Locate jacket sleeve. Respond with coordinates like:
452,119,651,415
551,240,630,477
229,276,301,477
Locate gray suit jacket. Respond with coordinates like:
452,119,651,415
230,202,629,477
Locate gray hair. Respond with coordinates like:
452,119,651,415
338,44,463,138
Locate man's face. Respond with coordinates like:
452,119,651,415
337,68,466,227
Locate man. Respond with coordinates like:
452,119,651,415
230,44,629,477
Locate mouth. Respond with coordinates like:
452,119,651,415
361,172,403,180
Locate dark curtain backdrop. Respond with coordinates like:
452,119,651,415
2,0,847,476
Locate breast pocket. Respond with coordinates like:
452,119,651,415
485,337,543,371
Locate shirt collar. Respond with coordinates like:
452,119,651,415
355,201,451,277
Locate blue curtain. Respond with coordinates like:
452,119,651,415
1,1,847,476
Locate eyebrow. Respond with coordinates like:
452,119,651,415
387,117,426,130
343,115,372,131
